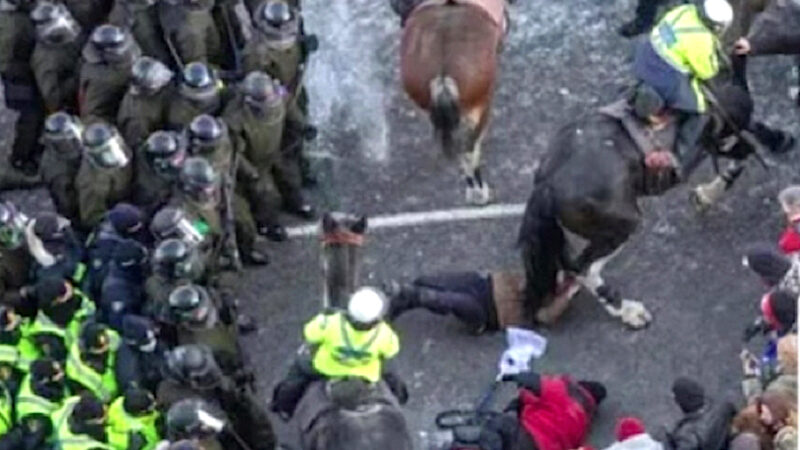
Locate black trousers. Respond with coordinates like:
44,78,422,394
410,272,493,329
1,77,44,169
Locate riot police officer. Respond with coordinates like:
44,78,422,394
39,112,84,223
118,56,175,149
0,203,35,317
159,0,223,66
134,130,188,217
109,0,171,62
167,62,225,129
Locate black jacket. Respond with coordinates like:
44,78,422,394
665,400,736,450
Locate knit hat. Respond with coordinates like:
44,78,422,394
34,277,68,307
761,290,797,333
108,203,143,234
743,247,791,286
123,386,156,415
615,417,646,441
672,377,705,413
73,394,106,424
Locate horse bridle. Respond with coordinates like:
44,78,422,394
321,230,365,247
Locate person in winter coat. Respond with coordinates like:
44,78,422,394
603,417,664,450
79,25,141,123
134,130,188,218
733,0,800,57
39,112,84,223
75,122,134,230
117,314,165,392
117,56,175,150
472,371,606,450
777,185,800,255
29,1,83,115
100,240,149,329
166,61,228,130
109,0,171,62
663,377,736,450
742,333,798,401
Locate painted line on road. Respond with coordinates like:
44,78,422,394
286,203,527,238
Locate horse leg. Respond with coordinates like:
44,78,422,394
461,108,493,205
575,242,652,329
690,160,745,211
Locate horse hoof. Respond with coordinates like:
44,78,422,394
689,188,712,213
466,184,493,206
620,299,652,329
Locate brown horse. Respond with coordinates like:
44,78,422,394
399,0,505,205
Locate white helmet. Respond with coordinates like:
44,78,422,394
702,0,733,32
347,287,386,326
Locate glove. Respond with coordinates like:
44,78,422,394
302,34,319,54
743,318,767,342
303,125,318,141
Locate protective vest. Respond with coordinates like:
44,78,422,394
0,383,12,436
65,330,120,403
51,396,114,450
304,312,399,383
0,341,33,372
107,396,161,450
16,374,62,422
649,4,720,112
25,290,96,357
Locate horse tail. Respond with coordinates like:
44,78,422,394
517,185,564,317
429,74,462,158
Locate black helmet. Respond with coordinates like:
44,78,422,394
88,24,139,63
166,398,223,440
168,284,214,326
145,130,186,178
44,111,81,137
187,115,222,153
42,112,84,159
82,122,129,168
0,201,28,249
182,62,214,89
121,314,158,351
131,56,174,93
263,0,292,26
242,71,280,107
153,238,199,279
30,2,80,44
179,157,218,204
150,207,203,245
255,0,299,45
178,62,219,105
164,344,222,389
90,24,125,48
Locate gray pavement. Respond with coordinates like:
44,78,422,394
1,0,798,448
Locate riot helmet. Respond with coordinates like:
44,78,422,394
150,207,203,246
346,286,387,331
87,24,140,64
179,62,220,106
42,112,84,160
152,238,201,280
0,201,28,249
82,122,130,169
163,344,223,390
166,398,225,440
187,114,223,154
255,0,299,48
168,284,216,327
145,131,187,180
241,71,281,114
30,1,80,45
131,56,174,94
179,157,219,205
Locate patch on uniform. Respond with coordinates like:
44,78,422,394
191,219,210,236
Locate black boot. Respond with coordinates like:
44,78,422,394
674,113,710,179
258,223,289,242
384,281,421,320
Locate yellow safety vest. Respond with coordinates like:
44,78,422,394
107,396,161,450
304,312,399,383
65,330,120,404
16,373,63,422
0,383,12,436
25,291,96,358
649,4,721,112
51,396,113,450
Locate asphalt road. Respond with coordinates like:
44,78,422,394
2,0,799,448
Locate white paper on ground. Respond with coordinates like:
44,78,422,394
497,327,548,378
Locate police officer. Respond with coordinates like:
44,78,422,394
85,203,147,300
79,24,141,123
0,0,44,174
158,345,276,450
165,156,268,267
166,62,225,130
107,385,163,449
633,0,734,177
0,306,34,392
117,314,165,391
168,284,244,376
109,0,172,62
39,112,84,223
25,212,86,283
134,131,188,217
29,1,83,114
76,122,134,230
100,240,149,329
15,358,69,448
0,203,35,317
165,398,226,450
27,277,95,361
65,322,123,403
118,56,175,149
159,0,223,66
51,393,114,449
223,71,314,238
144,238,204,328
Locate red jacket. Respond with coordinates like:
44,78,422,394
518,376,595,450
778,221,800,255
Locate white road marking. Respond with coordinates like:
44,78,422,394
286,203,526,238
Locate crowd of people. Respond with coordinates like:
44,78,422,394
0,0,796,448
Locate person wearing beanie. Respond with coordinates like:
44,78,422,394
665,377,736,450
99,239,149,329
15,358,69,447
107,386,163,450
51,393,112,448
65,321,125,403
470,371,606,450
27,277,95,361
602,417,663,450
117,314,166,392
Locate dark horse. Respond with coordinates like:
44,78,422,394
518,79,758,329
399,0,506,205
292,212,413,450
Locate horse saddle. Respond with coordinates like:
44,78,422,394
598,99,678,167
411,0,508,33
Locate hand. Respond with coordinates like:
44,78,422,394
734,38,751,55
